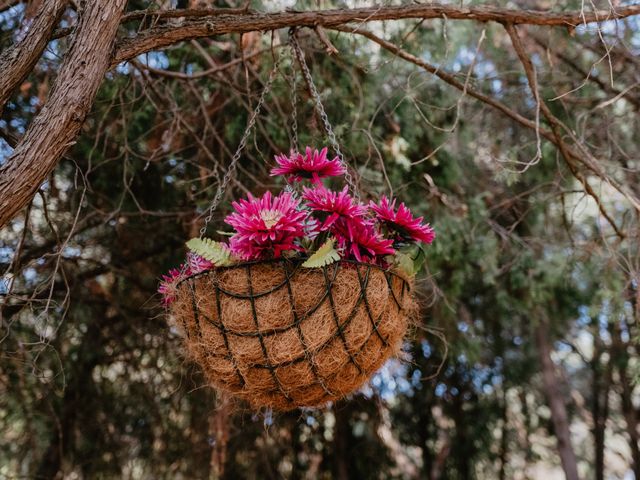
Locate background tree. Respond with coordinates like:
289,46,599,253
1,1,639,478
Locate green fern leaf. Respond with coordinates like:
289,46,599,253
302,238,341,268
186,238,234,266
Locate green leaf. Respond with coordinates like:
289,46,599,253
302,238,340,268
410,244,427,273
392,244,427,278
185,238,235,266
392,251,416,277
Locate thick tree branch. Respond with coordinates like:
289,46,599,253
0,0,20,14
110,3,640,68
0,0,67,113
0,0,127,229
123,4,640,26
122,6,251,22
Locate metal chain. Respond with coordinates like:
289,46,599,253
199,55,282,238
290,61,299,151
289,30,360,201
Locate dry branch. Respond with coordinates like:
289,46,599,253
505,23,626,239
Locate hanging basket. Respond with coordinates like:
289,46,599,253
170,259,415,410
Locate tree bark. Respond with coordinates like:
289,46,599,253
0,0,127,229
535,322,581,480
0,0,67,113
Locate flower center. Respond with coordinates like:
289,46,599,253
260,209,283,229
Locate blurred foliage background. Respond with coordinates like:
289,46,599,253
1,1,639,478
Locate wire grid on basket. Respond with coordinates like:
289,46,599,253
174,259,411,408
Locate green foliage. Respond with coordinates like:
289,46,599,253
185,237,235,266
389,244,427,278
302,238,340,268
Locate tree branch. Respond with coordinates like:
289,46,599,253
331,25,553,141
531,34,640,110
130,45,274,80
0,0,67,113
504,23,626,239
0,0,20,14
121,6,251,22
110,3,640,68
338,24,630,238
0,0,127,229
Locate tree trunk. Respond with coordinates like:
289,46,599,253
0,0,67,113
613,319,640,478
0,0,127,229
591,338,612,480
620,369,640,479
333,403,350,480
499,388,509,480
209,394,231,479
535,322,581,480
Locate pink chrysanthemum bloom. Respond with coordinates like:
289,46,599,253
370,195,435,244
334,219,395,263
225,191,308,260
270,147,346,185
302,186,368,231
158,266,189,307
186,252,214,274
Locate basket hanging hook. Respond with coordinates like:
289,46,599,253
199,52,283,238
288,29,360,201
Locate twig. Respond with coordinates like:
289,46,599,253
314,26,339,55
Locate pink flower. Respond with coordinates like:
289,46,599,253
370,195,435,244
334,219,395,263
187,252,214,274
302,186,367,231
158,266,189,307
225,191,308,260
270,147,346,185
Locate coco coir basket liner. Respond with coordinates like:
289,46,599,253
171,259,416,410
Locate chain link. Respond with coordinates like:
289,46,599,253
199,54,282,238
289,30,360,201
290,61,299,151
